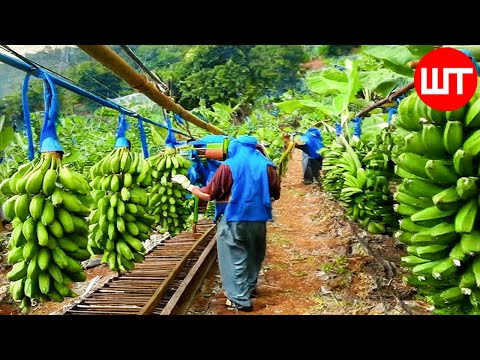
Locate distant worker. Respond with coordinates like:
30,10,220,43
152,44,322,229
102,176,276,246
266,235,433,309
172,135,281,312
294,127,324,184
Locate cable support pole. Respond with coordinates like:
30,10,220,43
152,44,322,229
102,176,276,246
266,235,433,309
76,45,226,135
0,51,191,138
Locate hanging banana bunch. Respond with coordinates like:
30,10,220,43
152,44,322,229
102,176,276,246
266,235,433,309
144,146,194,236
2,151,91,313
393,87,480,315
88,146,156,273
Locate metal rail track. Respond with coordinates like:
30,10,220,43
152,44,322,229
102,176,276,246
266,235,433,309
64,219,217,315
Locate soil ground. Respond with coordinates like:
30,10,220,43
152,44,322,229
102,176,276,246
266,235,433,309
0,148,432,315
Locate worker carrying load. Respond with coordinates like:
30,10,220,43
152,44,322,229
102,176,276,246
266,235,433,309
181,134,270,188
182,135,232,187
293,127,324,184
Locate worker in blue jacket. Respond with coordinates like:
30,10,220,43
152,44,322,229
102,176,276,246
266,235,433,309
172,136,281,312
294,128,324,184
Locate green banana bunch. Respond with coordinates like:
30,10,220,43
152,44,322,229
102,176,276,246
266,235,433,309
2,151,90,314
320,141,346,199
348,128,398,234
144,146,194,236
88,146,154,273
393,87,480,315
321,128,397,234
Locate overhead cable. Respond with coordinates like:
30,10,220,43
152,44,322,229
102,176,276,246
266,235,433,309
120,45,170,95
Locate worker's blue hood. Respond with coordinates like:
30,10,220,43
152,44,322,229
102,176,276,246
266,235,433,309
299,128,324,159
306,127,321,138
223,136,275,222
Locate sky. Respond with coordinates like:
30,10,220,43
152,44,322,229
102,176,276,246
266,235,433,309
0,45,72,56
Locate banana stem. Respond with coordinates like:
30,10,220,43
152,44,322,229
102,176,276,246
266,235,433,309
277,141,295,177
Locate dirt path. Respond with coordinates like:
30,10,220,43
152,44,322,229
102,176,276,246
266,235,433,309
188,149,432,315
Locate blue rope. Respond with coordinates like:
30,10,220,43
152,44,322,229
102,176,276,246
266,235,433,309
39,71,63,153
21,74,35,160
395,94,405,105
114,113,130,148
352,116,362,138
387,107,398,124
164,113,177,149
137,118,149,158
335,123,342,136
173,113,185,125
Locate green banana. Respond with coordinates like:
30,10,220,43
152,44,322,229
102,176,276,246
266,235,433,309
396,152,430,178
422,124,447,158
394,191,433,208
425,159,459,185
409,222,458,245
432,186,461,207
454,198,478,233
456,177,478,199
425,105,447,126
394,203,422,216
443,121,463,154
463,129,480,156
453,149,474,176
446,104,466,122
465,96,480,128
404,131,427,155
399,218,430,233
396,94,423,131
460,231,480,255
411,205,458,222
432,258,458,280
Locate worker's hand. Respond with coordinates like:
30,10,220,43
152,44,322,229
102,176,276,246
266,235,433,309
171,174,194,191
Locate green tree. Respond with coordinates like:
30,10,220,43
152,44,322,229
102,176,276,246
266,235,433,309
0,77,44,130
64,61,131,112
66,61,130,98
136,45,192,70
161,45,308,121
317,45,359,57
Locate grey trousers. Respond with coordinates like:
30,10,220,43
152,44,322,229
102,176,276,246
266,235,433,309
301,153,322,183
216,215,267,307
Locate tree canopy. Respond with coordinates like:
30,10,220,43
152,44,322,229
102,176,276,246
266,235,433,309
159,45,308,116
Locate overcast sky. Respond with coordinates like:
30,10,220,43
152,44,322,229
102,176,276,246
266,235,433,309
1,45,72,55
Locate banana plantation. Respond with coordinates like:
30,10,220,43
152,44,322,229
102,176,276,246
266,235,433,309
1,44,480,315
